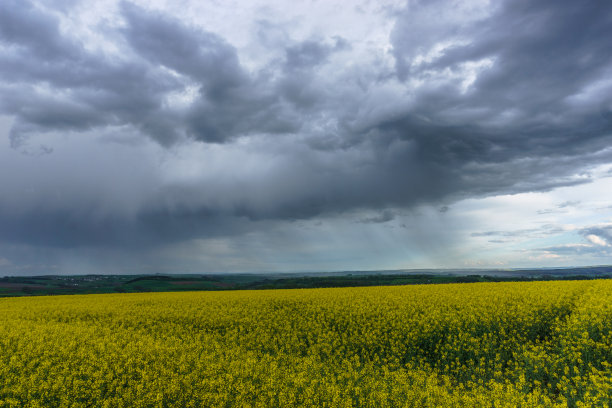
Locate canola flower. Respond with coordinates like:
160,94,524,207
0,280,611,407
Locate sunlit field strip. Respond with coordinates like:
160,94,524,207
1,280,611,407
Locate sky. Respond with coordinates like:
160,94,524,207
1,0,612,275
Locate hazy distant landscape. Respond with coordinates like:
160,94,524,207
2,266,612,297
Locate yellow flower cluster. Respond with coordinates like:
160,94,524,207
0,280,611,407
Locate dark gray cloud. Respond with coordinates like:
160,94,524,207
359,209,395,224
0,207,255,249
471,225,566,239
558,201,581,209
0,0,182,146
536,201,582,214
121,2,302,143
0,0,612,260
471,229,539,238
534,244,608,256
285,38,348,71
389,0,612,159
579,225,612,246
528,224,612,259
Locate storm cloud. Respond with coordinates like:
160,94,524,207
1,0,611,273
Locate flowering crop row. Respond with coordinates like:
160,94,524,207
1,280,611,407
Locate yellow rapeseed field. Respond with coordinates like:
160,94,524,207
1,280,611,407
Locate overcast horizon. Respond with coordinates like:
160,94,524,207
1,0,612,276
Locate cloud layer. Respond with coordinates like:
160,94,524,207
1,0,611,272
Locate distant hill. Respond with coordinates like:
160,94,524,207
1,266,611,297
